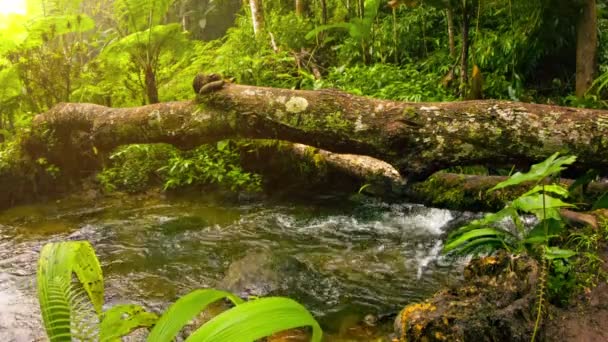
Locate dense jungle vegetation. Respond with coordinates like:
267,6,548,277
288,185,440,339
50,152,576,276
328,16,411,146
1,0,607,194
2,0,608,341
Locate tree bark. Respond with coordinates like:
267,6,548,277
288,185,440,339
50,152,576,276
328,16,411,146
27,77,608,182
295,0,308,16
320,0,328,24
446,6,456,58
575,0,597,97
144,65,159,104
249,0,265,36
459,4,470,97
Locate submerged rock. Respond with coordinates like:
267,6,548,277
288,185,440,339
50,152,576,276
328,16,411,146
394,253,539,341
217,248,328,300
217,249,285,298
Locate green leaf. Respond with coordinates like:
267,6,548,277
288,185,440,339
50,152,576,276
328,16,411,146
449,237,510,256
146,289,243,342
512,194,574,212
489,153,576,191
305,23,352,40
525,218,565,242
37,241,104,341
186,297,322,342
100,304,158,342
544,247,576,260
446,206,517,239
521,184,570,198
592,192,608,210
443,228,506,253
216,140,230,152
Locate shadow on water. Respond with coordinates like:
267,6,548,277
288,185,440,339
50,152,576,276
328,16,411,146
0,193,475,341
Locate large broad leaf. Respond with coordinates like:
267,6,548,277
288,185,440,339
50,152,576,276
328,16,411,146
146,289,243,342
544,246,576,260
521,184,570,198
448,237,510,256
512,194,575,212
37,241,104,341
443,228,507,253
524,218,565,244
489,153,577,191
445,206,520,243
186,297,322,342
100,304,158,341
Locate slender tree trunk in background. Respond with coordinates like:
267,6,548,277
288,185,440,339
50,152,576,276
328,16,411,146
144,65,159,104
358,0,368,63
320,0,328,24
295,0,308,16
358,0,364,18
459,5,470,98
249,0,265,36
575,0,597,98
393,8,398,63
446,6,456,58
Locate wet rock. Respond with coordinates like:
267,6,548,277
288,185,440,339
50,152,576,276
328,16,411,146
394,253,539,341
217,249,311,298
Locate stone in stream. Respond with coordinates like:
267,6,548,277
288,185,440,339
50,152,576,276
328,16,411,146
217,249,311,298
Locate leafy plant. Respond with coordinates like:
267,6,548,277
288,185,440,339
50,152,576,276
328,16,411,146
161,141,262,193
444,153,578,257
37,240,323,341
97,144,175,193
443,152,581,341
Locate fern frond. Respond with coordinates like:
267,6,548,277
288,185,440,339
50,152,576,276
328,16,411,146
114,0,175,32
37,241,104,341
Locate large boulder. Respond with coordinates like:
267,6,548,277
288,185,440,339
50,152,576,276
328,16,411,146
394,253,539,341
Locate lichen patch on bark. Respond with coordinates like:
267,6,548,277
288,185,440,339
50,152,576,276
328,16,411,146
285,97,309,113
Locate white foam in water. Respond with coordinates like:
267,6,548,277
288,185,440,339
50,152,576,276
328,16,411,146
415,240,444,279
393,206,454,235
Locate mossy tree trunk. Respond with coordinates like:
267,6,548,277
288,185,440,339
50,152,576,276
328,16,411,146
26,76,608,182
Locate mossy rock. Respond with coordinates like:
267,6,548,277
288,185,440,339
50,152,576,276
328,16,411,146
394,253,539,341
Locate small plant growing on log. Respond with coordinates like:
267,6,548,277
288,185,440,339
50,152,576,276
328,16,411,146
37,240,322,341
443,152,577,257
443,152,580,341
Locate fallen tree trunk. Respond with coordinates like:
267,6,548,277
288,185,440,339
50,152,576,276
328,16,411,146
26,75,608,181
408,173,608,211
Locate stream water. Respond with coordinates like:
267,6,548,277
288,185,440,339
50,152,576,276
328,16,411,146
0,193,472,341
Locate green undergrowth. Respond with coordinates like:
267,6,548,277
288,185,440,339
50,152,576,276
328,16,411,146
443,152,608,334
96,141,262,194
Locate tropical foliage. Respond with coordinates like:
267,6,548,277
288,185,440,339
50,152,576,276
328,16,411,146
444,153,578,258
37,240,322,341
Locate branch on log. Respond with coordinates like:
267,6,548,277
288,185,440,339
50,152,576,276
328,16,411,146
238,140,406,197
27,74,608,181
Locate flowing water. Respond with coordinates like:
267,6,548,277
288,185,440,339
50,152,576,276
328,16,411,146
0,193,473,341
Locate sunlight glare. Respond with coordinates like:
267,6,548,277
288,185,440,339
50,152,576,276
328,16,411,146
0,0,26,15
